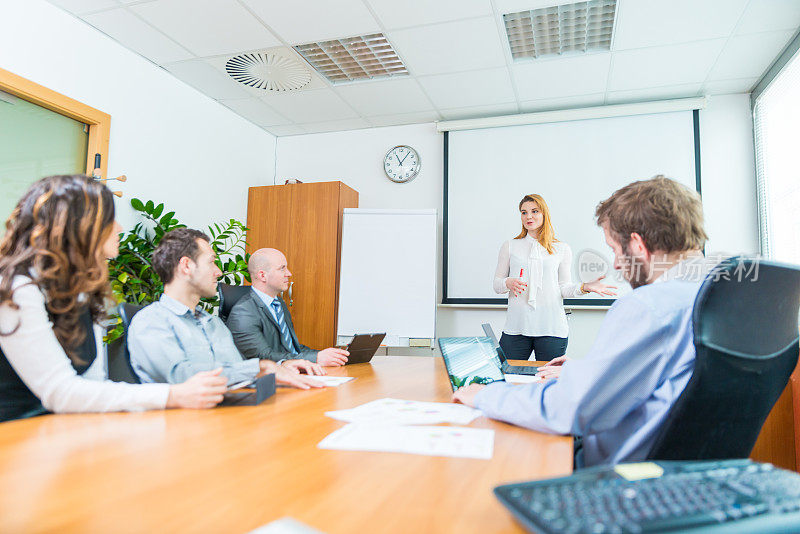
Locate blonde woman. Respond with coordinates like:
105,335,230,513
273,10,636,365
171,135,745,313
493,193,616,361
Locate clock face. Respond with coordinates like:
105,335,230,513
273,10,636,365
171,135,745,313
383,145,420,183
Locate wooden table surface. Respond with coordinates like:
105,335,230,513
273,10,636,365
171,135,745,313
0,356,573,533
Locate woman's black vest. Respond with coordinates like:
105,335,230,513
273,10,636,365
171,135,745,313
0,308,96,423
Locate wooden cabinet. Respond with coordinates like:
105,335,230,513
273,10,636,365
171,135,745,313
246,181,358,349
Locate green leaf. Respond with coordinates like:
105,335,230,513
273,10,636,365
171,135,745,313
131,198,144,211
145,200,155,213
117,273,129,283
153,203,164,218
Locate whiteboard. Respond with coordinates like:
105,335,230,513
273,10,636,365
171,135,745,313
337,209,436,342
446,110,697,303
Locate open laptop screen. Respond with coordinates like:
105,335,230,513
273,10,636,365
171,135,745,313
438,337,504,391
481,323,508,364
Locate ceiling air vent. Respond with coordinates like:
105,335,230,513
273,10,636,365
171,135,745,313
225,51,312,91
503,0,616,61
294,33,408,84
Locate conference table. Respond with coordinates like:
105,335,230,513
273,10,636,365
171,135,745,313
0,356,573,533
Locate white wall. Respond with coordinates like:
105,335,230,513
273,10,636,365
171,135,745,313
277,94,759,358
0,0,276,230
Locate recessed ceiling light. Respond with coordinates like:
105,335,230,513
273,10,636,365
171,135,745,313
503,0,616,61
294,33,408,84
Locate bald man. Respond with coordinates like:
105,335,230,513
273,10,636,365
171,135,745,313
227,248,349,367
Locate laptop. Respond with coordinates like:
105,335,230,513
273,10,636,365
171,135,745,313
438,336,505,392
345,333,386,364
481,323,539,376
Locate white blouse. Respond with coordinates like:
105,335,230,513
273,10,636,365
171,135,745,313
493,236,583,338
0,276,169,415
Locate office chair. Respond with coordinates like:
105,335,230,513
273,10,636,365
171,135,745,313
106,303,144,384
218,283,250,323
647,256,800,461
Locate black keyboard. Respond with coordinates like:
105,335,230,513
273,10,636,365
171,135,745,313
494,459,800,533
504,364,539,375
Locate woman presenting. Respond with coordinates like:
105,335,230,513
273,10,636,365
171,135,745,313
493,193,616,361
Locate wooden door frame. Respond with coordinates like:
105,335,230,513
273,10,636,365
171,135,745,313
0,67,111,178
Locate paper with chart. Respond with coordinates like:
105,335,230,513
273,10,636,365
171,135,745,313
325,398,482,426
318,424,494,459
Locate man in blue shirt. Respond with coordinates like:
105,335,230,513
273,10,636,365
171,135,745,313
129,228,325,390
453,176,713,467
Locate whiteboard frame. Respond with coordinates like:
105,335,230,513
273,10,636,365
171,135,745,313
337,208,437,343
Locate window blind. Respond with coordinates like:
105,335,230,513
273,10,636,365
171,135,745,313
753,49,800,265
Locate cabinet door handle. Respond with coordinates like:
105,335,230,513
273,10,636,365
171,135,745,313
288,281,293,306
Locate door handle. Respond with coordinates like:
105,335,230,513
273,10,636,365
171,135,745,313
288,281,294,306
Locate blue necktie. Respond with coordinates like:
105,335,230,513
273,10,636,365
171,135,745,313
270,299,297,353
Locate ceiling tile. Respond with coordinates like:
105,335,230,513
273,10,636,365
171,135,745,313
265,124,308,136
48,0,119,14
418,67,515,109
366,0,492,30
608,39,726,91
219,97,291,127
513,53,611,101
130,0,281,57
736,0,800,35
708,31,795,80
240,0,379,44
163,59,251,99
439,102,518,120
518,93,605,113
82,8,193,64
366,111,441,128
606,83,703,105
260,88,358,123
702,77,758,94
613,0,749,50
334,78,434,116
387,17,506,76
298,118,372,134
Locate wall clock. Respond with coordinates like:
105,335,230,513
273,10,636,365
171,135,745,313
383,145,420,183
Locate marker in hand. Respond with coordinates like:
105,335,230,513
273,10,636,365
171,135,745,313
511,268,527,297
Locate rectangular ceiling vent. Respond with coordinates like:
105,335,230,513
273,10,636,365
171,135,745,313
294,33,408,84
503,0,616,61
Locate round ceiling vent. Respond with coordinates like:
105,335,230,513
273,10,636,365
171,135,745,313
225,52,312,92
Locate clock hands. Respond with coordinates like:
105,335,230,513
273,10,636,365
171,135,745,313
399,151,412,165
396,154,402,165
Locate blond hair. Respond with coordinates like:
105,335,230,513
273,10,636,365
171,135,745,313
514,194,557,254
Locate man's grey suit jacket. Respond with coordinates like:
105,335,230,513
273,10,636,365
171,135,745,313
227,289,317,363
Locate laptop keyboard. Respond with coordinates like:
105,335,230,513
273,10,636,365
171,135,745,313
505,364,538,375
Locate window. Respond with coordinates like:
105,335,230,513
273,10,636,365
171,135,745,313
753,48,800,265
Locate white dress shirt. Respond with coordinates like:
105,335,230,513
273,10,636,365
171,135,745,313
493,236,583,338
0,276,169,415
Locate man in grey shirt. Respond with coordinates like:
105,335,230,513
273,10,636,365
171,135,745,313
129,228,325,390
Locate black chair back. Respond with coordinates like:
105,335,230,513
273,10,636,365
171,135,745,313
647,257,800,461
218,283,250,323
107,303,144,384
